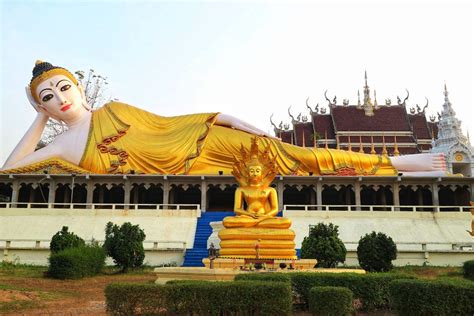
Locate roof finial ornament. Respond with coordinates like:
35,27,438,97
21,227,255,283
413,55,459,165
374,90,378,107
393,136,400,156
370,135,376,154
357,90,361,107
382,133,388,157
467,131,471,145
324,90,337,107
288,106,297,124
359,136,364,153
443,82,451,105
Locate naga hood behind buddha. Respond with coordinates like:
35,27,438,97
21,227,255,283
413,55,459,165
3,102,397,176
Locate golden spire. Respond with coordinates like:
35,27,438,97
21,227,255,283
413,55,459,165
382,133,388,157
370,135,376,154
325,130,329,149
348,136,352,151
359,135,364,153
393,135,400,156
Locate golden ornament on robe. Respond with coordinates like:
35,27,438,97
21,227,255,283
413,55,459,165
218,137,297,259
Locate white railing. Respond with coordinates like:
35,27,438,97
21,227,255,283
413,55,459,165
284,204,473,212
0,202,200,210
342,241,474,251
0,239,187,251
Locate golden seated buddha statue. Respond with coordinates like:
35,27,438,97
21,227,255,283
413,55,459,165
218,137,297,259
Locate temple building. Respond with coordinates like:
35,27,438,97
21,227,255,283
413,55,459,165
431,85,474,177
271,72,438,156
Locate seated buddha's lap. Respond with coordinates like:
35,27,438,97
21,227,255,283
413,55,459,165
222,215,291,229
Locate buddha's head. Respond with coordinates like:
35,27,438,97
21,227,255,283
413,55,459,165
29,60,89,123
233,137,276,187
247,160,263,185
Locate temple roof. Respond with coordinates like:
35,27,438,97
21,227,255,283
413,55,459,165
331,105,412,132
408,113,432,139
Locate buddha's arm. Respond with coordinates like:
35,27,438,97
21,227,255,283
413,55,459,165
2,113,49,169
1,143,62,171
265,188,279,217
233,188,256,217
215,114,274,138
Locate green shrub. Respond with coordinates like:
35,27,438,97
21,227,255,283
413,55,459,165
290,272,412,311
463,260,474,280
103,222,146,272
309,286,353,316
389,278,474,315
105,281,292,315
48,244,106,279
357,231,397,272
301,223,347,268
234,272,291,283
50,226,85,253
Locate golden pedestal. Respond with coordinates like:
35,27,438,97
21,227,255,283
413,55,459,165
218,227,297,259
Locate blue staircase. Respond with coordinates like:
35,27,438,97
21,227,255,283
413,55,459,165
182,211,232,267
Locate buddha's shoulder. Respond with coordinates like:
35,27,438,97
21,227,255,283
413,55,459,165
99,101,151,114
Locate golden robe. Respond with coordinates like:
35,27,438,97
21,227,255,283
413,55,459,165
79,102,397,176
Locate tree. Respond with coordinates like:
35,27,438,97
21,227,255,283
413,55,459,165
357,231,397,272
50,226,85,253
38,68,110,146
301,222,347,268
103,222,146,272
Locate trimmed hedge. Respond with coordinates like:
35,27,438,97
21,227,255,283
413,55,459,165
309,286,353,316
48,244,106,279
463,260,474,280
105,281,292,315
291,272,412,311
389,278,474,315
234,272,291,283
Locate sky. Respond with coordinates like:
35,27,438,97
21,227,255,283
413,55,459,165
1,0,473,165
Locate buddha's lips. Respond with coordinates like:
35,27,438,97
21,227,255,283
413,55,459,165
60,104,72,112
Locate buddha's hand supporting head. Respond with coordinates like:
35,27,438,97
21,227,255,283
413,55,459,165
28,60,90,123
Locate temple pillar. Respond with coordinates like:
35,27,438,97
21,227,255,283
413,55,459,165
393,182,400,211
432,183,440,211
48,180,56,207
316,180,322,210
86,180,94,207
201,177,207,212
354,180,361,211
124,177,131,208
470,183,474,202
10,180,19,205
163,177,169,205
277,179,284,212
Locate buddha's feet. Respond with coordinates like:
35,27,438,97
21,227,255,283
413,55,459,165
390,153,448,176
222,216,292,229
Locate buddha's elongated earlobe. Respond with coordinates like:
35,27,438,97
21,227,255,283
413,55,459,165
78,84,91,111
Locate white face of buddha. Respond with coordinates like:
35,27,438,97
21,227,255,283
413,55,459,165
35,74,87,123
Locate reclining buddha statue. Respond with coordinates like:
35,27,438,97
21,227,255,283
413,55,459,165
1,60,447,177
218,137,296,259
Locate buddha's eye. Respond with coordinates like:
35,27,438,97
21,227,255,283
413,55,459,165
42,94,54,102
60,84,71,92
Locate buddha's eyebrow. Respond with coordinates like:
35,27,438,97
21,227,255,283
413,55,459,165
56,79,71,87
39,88,53,96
